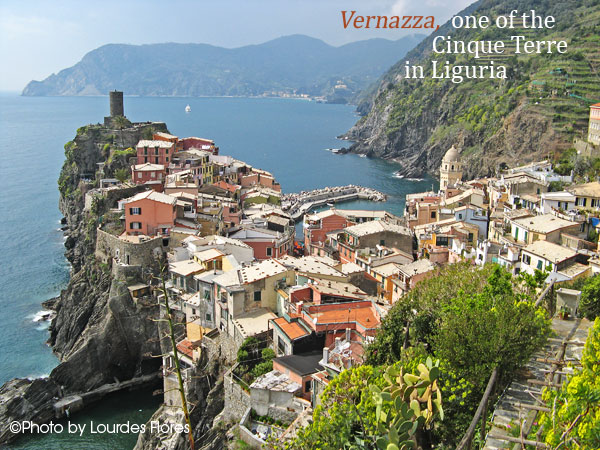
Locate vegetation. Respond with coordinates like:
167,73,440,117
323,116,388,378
234,337,274,386
114,168,130,183
362,263,551,447
357,0,600,175
580,275,600,320
538,318,600,449
286,359,444,450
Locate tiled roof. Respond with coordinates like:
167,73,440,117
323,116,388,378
272,317,310,341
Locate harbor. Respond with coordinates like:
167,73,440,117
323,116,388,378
281,185,387,222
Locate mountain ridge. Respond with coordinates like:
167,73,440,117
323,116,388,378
22,34,425,101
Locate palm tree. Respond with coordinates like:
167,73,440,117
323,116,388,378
112,115,130,148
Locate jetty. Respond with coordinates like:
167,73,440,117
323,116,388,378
53,372,160,419
281,185,386,222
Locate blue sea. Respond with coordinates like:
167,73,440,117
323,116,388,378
0,93,436,449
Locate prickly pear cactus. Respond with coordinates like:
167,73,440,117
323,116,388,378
370,357,443,450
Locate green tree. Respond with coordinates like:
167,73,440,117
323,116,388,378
539,318,600,449
580,275,600,319
111,115,130,148
434,265,551,389
114,167,129,183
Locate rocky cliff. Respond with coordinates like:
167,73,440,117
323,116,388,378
0,120,168,445
346,0,600,178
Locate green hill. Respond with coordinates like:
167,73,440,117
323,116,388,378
346,0,600,178
22,34,424,102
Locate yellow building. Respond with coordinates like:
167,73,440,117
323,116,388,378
439,145,463,190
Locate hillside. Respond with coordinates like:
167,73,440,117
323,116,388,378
22,34,424,102
346,0,600,178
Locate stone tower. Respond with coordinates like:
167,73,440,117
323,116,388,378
439,145,462,190
109,90,124,117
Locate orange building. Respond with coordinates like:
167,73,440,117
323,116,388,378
124,190,177,236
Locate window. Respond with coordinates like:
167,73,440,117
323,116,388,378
266,247,273,257
192,308,197,315
144,146,148,155
458,213,463,219
254,290,261,302
431,211,436,219
150,172,155,178
166,157,169,162
155,157,159,164
379,239,385,246
130,222,142,230
537,260,543,270
129,207,141,215
137,172,142,179
277,338,286,355
522,254,531,264
144,157,148,163
305,380,311,392
166,148,169,155
206,313,211,322
155,146,159,155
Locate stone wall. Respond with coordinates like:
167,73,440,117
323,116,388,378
95,228,168,267
222,366,251,423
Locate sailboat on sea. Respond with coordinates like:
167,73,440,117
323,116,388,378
185,104,191,113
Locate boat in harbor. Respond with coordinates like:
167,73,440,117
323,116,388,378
185,104,191,113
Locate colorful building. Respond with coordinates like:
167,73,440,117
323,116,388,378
124,190,177,236
136,140,175,166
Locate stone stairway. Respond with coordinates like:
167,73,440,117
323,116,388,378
483,318,591,450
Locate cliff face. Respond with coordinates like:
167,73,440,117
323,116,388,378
0,120,168,444
347,0,600,178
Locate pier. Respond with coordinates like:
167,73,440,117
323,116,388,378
53,372,160,419
281,185,386,222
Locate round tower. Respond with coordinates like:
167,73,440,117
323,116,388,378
109,90,124,117
439,145,462,190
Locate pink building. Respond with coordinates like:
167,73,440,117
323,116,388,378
136,140,175,166
131,163,165,186
180,137,219,155
228,226,293,260
124,190,177,236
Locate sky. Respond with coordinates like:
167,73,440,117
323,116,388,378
0,0,473,92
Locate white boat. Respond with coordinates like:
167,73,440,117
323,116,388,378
185,104,191,113
331,148,341,154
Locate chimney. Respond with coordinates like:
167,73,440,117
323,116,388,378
322,346,329,363
335,336,341,348
345,328,351,341
296,301,303,315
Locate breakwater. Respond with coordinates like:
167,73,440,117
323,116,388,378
281,185,386,221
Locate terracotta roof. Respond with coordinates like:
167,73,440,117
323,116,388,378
176,339,195,359
272,318,310,341
310,304,379,330
214,180,240,193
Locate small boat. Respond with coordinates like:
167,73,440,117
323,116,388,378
331,148,341,154
185,104,191,113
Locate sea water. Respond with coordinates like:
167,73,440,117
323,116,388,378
0,93,435,449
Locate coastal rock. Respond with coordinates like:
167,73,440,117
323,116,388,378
0,378,60,444
0,120,165,445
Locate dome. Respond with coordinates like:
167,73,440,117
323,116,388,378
442,145,460,163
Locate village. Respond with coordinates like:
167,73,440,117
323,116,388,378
84,93,600,447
